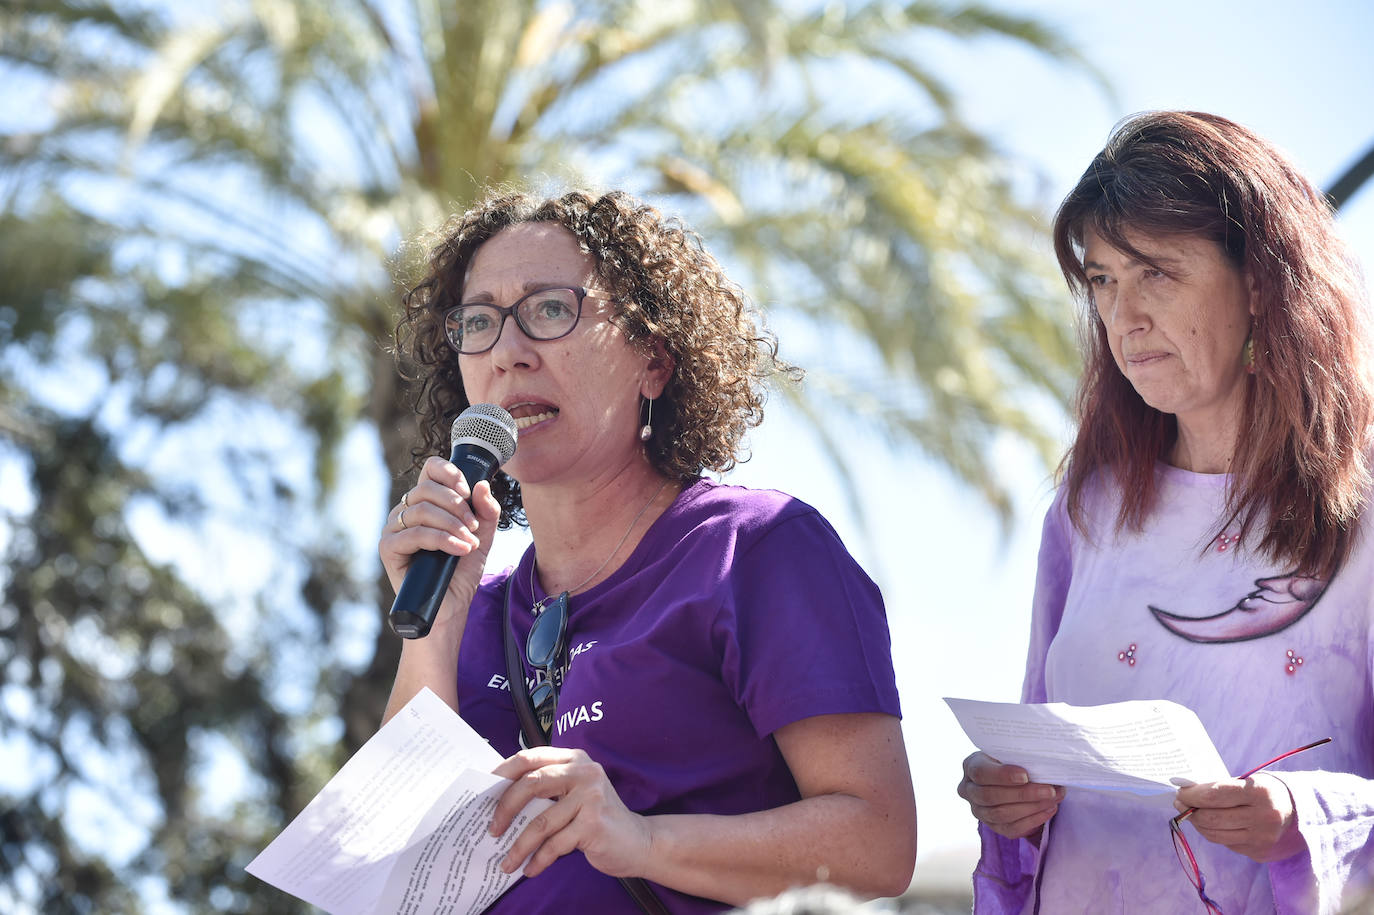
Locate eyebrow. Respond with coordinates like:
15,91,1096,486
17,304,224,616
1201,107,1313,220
1083,254,1182,272
460,281,573,302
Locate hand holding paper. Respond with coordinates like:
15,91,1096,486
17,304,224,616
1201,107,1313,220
946,697,1231,795
245,689,552,915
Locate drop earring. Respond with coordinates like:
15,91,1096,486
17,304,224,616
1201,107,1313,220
1244,335,1256,375
639,397,654,442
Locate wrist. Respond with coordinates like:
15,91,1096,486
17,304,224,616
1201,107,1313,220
1259,773,1307,862
634,814,660,879
1273,817,1307,861
1274,787,1307,861
396,610,466,667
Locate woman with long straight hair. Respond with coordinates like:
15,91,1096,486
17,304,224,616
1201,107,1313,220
959,111,1374,913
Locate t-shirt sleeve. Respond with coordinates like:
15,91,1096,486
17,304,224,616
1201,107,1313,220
1268,770,1374,914
1021,491,1072,704
716,509,899,738
973,821,1043,914
1266,512,1374,914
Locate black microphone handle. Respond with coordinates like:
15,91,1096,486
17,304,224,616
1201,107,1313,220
388,442,502,639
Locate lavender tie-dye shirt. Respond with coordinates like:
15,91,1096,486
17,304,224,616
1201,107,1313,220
975,464,1374,914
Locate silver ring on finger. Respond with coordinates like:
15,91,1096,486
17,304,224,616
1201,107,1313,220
401,490,410,507
398,508,409,530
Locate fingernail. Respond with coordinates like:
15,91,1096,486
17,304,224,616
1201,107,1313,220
1037,786,1056,799
1013,772,1029,784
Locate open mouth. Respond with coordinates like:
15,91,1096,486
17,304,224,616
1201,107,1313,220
507,402,558,430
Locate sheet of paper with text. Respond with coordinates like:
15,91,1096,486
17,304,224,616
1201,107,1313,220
944,697,1231,794
246,688,551,915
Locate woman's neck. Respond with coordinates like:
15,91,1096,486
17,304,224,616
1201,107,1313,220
522,462,681,596
1169,416,1239,474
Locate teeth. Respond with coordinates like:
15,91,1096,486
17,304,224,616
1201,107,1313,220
515,411,557,429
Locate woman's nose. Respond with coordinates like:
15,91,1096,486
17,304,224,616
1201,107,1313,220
1105,284,1149,335
489,313,539,371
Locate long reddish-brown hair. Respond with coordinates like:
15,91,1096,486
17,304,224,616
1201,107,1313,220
1053,110,1373,577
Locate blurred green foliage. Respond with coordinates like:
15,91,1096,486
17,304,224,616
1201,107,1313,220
0,0,1089,910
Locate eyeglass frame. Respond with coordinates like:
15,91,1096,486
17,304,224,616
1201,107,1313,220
441,285,613,355
526,590,570,739
1169,816,1225,914
1167,736,1331,914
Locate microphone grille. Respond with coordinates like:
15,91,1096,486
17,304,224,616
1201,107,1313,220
451,403,518,464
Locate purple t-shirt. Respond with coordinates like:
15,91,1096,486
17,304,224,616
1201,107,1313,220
974,466,1374,914
456,478,900,913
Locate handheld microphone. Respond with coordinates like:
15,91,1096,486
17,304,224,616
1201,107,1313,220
388,403,518,639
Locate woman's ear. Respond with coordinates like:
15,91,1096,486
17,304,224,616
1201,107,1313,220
641,338,675,399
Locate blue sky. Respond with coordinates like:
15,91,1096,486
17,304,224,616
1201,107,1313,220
9,0,1370,903
111,0,1374,897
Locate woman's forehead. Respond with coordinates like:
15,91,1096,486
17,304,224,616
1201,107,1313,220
463,222,596,292
1082,223,1217,264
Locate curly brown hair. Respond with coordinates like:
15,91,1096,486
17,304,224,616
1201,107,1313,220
396,188,797,527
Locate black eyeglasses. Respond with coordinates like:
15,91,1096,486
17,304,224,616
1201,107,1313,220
526,591,570,739
1169,737,1331,914
443,286,608,355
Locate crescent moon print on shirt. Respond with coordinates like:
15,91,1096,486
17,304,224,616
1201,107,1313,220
1149,574,1328,643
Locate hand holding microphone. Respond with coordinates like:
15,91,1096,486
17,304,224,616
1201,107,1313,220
385,404,518,639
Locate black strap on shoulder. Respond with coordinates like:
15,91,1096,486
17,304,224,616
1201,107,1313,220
502,574,546,749
502,577,670,915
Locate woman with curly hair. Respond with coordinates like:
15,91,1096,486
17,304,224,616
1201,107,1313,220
958,111,1374,913
378,189,916,913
